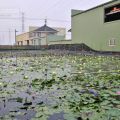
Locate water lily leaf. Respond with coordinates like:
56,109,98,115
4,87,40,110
64,113,76,120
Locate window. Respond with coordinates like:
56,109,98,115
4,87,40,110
31,40,34,45
30,32,36,37
37,33,39,37
26,40,29,45
38,33,40,37
109,38,116,46
104,3,120,22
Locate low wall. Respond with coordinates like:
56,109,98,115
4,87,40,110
0,44,120,55
48,39,72,45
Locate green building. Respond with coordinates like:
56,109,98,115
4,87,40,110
72,0,120,52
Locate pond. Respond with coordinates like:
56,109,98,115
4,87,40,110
0,54,120,120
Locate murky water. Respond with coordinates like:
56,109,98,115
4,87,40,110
0,56,75,120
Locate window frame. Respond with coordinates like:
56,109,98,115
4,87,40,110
104,3,120,23
108,38,116,46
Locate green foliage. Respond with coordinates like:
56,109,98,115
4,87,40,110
0,55,120,120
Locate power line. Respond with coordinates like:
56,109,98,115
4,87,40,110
0,31,17,32
0,17,21,20
24,17,43,21
39,0,74,18
48,18,70,23
0,30,71,33
0,17,70,23
39,0,63,16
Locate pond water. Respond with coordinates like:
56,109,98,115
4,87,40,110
0,54,120,120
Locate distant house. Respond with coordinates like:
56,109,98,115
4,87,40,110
16,20,66,46
71,0,120,52
16,32,30,46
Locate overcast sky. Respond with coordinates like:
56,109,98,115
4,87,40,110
0,0,110,45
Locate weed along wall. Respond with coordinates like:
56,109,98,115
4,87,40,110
72,0,120,52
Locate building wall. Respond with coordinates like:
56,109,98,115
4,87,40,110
41,37,47,45
29,32,47,45
16,32,30,45
47,34,65,42
29,26,39,31
53,27,66,36
72,0,120,51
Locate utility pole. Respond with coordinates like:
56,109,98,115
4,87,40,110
15,29,18,66
44,19,48,48
15,29,18,45
9,29,12,55
21,12,25,33
9,29,11,45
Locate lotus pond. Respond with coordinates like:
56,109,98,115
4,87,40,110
0,54,120,120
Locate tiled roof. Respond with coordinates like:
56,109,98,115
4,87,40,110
34,24,57,33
